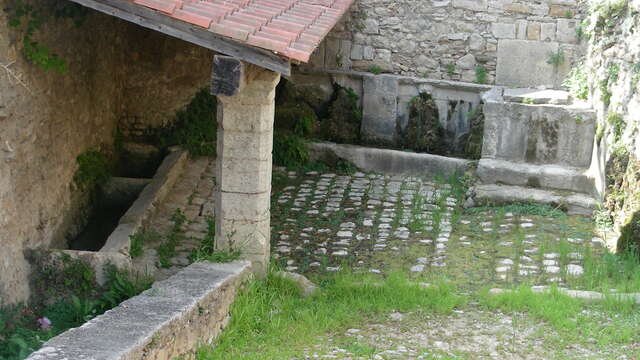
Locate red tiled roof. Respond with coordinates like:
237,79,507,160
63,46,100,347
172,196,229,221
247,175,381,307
130,0,354,62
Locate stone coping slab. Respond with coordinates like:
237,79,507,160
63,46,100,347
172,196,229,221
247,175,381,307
301,68,495,92
308,141,473,178
27,261,252,360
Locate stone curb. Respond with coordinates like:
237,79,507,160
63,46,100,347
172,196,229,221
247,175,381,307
27,261,252,360
308,141,473,178
489,286,640,304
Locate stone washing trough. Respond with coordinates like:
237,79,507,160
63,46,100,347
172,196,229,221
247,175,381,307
31,147,188,283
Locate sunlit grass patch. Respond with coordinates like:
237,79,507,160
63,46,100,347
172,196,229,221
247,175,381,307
196,270,465,359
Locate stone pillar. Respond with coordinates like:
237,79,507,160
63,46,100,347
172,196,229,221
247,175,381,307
211,56,280,275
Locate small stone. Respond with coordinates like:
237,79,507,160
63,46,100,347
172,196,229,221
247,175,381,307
389,312,404,321
410,264,425,272
566,264,584,276
545,266,560,274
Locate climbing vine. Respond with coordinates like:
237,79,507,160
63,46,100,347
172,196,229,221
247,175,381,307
7,0,88,74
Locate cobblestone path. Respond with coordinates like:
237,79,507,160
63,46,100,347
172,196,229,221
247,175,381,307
271,169,603,288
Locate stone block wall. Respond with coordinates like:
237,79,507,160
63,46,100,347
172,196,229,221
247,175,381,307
304,0,585,88
0,2,213,305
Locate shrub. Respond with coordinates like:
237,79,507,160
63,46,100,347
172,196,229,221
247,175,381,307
74,151,110,191
320,87,362,144
273,135,309,169
154,89,217,157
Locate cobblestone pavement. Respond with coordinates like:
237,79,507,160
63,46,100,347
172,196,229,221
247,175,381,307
133,157,215,279
271,169,602,288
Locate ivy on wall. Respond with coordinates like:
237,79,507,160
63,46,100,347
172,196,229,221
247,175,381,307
6,0,88,74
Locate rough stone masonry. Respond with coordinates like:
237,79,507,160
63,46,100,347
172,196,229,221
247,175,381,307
309,0,584,87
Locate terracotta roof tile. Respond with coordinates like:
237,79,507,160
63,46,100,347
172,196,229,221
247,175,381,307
123,0,355,62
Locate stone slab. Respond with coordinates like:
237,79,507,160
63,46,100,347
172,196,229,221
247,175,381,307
476,158,595,194
27,261,251,360
308,141,473,178
503,88,570,105
496,40,563,88
474,183,596,216
361,75,399,144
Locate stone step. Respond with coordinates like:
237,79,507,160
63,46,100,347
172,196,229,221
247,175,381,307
477,159,595,194
502,88,570,105
474,183,597,216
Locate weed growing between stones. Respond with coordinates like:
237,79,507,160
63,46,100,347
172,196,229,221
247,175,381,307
190,216,241,263
129,230,161,258
3,264,151,359
196,269,464,359
474,65,488,84
157,208,187,268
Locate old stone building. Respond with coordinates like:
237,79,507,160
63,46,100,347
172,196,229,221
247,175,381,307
2,0,639,307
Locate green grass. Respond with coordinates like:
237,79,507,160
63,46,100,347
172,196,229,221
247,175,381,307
157,209,187,268
467,202,566,219
189,216,242,263
480,285,640,349
129,230,161,258
196,270,464,359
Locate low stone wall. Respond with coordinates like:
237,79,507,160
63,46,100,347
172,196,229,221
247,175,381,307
27,261,251,360
303,0,585,88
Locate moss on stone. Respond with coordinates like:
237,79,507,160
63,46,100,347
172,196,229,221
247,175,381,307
275,102,319,137
320,87,362,144
463,105,485,160
398,92,445,154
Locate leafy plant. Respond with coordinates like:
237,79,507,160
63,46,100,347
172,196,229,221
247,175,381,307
607,112,625,142
563,66,589,100
474,66,488,84
190,216,242,263
7,1,88,74
368,65,382,75
73,150,110,191
154,89,217,156
445,63,456,77
157,209,187,267
129,231,161,258
546,49,565,67
273,135,309,169
99,265,153,309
